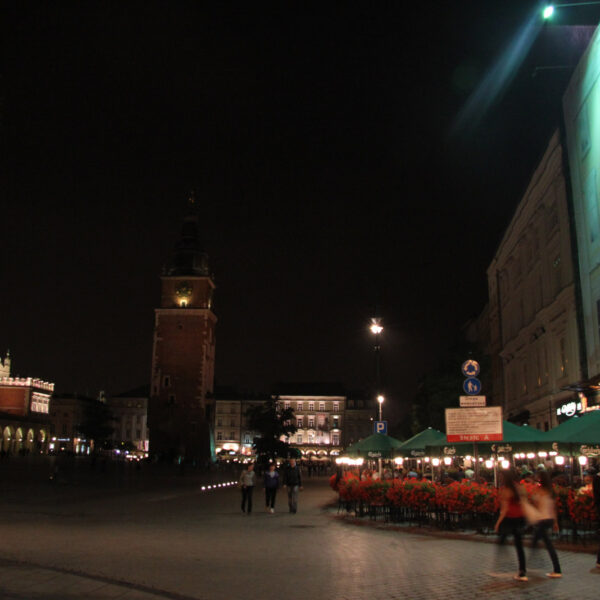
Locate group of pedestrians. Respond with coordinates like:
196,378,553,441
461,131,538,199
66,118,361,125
238,458,303,515
495,465,600,581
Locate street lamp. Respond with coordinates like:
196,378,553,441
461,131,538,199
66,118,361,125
370,317,383,400
542,2,600,19
377,395,384,421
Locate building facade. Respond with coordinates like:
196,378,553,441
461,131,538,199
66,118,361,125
213,393,266,458
487,131,582,430
148,196,217,460
563,25,600,394
274,383,346,458
49,393,96,454
0,351,53,454
342,394,375,448
108,386,149,453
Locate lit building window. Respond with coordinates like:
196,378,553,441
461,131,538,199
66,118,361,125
308,417,315,428
284,401,291,409
297,417,303,428
308,402,315,411
217,431,223,441
333,402,339,411
319,402,325,411
297,434,303,444
332,433,339,445
297,402,303,411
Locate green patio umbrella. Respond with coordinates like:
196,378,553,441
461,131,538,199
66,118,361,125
344,433,404,459
542,410,600,456
395,427,446,458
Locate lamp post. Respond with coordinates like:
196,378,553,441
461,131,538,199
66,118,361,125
370,317,383,399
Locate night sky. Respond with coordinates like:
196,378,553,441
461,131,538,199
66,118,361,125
3,2,600,422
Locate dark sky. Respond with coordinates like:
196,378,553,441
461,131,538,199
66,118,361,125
2,2,600,421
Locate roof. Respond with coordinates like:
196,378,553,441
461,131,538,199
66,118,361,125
272,382,347,397
113,385,150,398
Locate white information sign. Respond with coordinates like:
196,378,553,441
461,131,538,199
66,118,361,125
445,406,503,442
459,395,486,408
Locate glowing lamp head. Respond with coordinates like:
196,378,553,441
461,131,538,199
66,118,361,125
578,455,588,466
377,395,384,405
543,5,554,19
370,318,383,335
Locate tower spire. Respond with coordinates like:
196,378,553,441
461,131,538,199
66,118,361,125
164,193,209,276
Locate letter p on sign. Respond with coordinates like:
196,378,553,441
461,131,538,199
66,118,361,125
374,421,387,434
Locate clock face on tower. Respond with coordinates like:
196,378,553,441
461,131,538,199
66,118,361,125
175,281,193,298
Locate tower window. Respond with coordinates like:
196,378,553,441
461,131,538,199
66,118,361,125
163,376,170,388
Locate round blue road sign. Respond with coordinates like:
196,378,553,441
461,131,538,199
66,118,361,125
461,360,480,378
463,377,482,395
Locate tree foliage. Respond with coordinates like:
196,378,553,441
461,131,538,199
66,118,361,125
246,397,297,461
78,400,115,450
410,341,491,435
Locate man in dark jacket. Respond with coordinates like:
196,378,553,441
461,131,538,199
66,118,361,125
592,466,600,568
283,458,303,513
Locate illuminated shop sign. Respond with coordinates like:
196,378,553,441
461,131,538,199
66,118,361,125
556,401,583,417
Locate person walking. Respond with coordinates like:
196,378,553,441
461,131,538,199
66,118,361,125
494,468,527,582
530,470,562,578
591,466,600,569
282,458,303,513
264,462,280,513
239,463,256,514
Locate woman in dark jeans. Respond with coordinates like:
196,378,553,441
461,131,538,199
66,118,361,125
531,470,561,578
494,469,527,581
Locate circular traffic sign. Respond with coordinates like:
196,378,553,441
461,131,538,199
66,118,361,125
463,377,482,395
461,359,480,378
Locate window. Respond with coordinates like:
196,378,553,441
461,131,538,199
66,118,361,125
136,429,141,438
559,338,567,376
230,406,235,414
319,402,325,411
296,402,303,411
296,434,303,444
163,376,170,387
168,395,175,405
284,401,291,409
244,434,251,444
333,402,339,411
308,401,315,411
230,431,235,440
297,417,303,428
308,434,314,444
308,417,315,428
217,419,222,427
217,431,222,441
332,433,339,446
318,416,325,428
230,419,235,427
333,417,339,429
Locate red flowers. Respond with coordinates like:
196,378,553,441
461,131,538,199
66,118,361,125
568,488,598,524
337,473,499,514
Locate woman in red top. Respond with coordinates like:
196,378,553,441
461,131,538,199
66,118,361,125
494,468,527,581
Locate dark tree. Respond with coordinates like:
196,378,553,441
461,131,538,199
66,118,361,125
410,341,491,434
246,397,297,462
78,400,115,451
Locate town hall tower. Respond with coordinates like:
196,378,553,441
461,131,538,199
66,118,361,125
148,195,216,459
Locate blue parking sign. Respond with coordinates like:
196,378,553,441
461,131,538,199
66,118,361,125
374,421,388,434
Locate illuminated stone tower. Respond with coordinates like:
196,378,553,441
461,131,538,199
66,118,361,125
149,195,216,460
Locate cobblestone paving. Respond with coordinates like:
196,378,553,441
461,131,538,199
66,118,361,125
0,470,599,599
